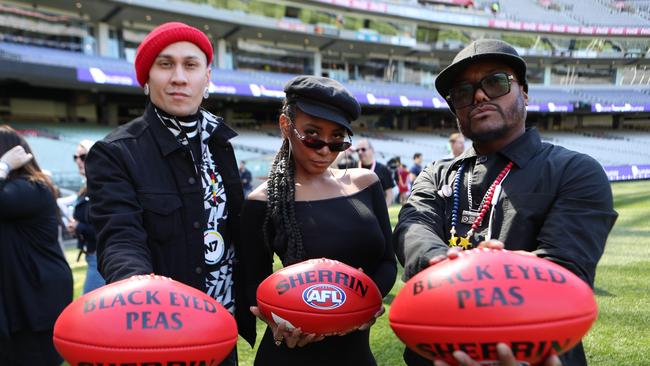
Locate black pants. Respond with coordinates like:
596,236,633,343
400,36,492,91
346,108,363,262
0,329,63,366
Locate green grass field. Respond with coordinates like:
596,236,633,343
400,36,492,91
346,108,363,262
65,180,650,366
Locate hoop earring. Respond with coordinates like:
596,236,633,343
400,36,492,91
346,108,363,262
143,83,150,96
287,139,292,163
203,87,209,99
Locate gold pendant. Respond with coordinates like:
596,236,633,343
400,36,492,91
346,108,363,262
459,236,472,250
448,235,459,247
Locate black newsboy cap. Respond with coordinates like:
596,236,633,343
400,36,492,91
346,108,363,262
284,75,360,135
435,39,528,110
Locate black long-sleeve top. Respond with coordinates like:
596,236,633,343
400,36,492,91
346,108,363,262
0,178,73,339
394,128,618,366
240,180,397,366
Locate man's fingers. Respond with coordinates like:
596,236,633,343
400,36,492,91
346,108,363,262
452,350,479,366
428,254,446,266
477,239,505,249
496,343,518,366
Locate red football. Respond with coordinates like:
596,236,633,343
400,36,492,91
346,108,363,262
53,274,237,365
389,248,597,365
256,258,383,335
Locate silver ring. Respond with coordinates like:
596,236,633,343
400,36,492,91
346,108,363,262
274,339,282,346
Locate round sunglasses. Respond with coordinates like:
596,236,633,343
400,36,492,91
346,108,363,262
290,123,351,152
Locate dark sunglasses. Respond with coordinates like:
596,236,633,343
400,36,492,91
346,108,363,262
356,148,367,153
73,154,87,162
291,124,351,152
447,72,516,109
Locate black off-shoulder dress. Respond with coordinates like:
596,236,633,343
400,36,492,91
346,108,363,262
240,181,397,366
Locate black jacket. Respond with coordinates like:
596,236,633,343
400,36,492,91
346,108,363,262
0,178,73,338
73,193,97,253
85,103,256,346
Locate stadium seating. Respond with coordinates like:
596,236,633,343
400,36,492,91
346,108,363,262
3,41,650,107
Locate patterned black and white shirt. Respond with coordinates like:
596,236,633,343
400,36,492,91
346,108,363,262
156,107,236,315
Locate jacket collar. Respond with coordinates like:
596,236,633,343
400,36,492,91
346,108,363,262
144,103,238,156
499,127,542,169
454,127,542,169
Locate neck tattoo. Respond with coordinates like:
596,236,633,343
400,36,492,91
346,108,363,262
449,159,513,249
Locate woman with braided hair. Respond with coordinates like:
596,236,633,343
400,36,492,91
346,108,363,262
240,76,397,365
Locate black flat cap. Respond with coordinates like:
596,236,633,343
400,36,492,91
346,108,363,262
435,39,528,109
284,76,360,135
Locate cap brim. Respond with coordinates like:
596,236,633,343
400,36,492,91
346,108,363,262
435,53,527,106
296,100,354,135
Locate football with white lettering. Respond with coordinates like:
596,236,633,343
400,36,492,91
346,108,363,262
389,248,597,366
53,274,237,366
256,258,383,335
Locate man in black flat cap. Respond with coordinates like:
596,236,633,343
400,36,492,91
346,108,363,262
394,39,617,366
241,75,396,365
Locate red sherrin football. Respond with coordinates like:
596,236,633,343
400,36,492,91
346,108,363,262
53,274,237,366
256,258,383,335
389,248,598,365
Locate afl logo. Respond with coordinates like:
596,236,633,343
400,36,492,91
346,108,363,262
302,284,346,310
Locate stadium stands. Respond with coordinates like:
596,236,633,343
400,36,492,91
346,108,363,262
3,41,648,108
496,0,580,25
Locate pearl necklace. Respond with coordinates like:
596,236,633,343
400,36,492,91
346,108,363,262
449,160,513,249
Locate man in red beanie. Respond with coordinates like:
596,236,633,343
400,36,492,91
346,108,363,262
85,22,255,365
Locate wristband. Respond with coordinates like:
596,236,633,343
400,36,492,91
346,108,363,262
0,161,10,174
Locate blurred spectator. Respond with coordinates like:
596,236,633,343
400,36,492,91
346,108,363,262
0,125,73,365
491,1,500,15
356,139,395,207
239,160,253,198
335,146,358,169
397,162,410,204
409,152,423,183
68,139,105,294
449,132,466,157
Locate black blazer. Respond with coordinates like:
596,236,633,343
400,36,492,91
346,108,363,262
86,103,256,346
0,178,73,338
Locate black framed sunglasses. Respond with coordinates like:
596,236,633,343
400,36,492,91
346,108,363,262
73,154,87,162
290,123,352,152
446,72,516,109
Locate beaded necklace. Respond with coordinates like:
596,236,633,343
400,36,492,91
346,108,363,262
449,160,513,249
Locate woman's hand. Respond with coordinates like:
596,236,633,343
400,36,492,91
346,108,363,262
1,145,33,171
322,305,386,337
433,343,562,366
250,306,324,348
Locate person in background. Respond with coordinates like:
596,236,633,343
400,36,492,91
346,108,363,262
394,39,617,366
85,22,254,365
239,160,253,198
67,139,105,294
334,145,358,169
0,125,73,365
356,138,395,207
241,76,396,365
396,161,410,204
408,152,423,183
448,132,466,158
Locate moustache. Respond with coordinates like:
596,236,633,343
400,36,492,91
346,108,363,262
468,102,502,119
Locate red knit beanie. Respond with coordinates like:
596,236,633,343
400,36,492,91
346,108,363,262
134,22,213,86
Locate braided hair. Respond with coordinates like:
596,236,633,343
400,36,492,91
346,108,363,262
262,100,305,265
